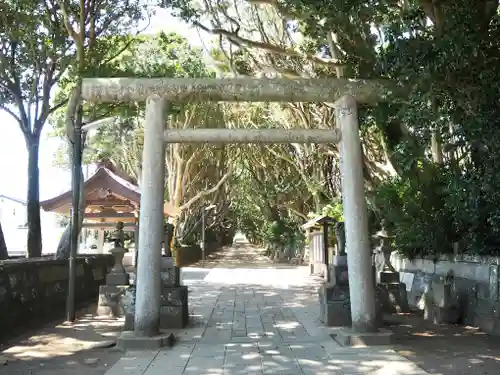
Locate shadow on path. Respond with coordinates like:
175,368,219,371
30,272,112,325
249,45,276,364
388,312,500,375
0,305,123,375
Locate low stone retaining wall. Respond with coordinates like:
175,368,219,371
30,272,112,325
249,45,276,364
0,255,113,338
174,243,219,267
391,252,500,335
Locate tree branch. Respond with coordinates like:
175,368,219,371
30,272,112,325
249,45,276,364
0,105,21,125
180,168,233,211
193,21,344,68
48,98,69,115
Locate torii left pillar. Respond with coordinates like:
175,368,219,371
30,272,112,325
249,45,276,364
134,96,165,337
334,95,390,346
117,96,173,348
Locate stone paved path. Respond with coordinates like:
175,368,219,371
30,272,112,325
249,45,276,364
106,243,429,375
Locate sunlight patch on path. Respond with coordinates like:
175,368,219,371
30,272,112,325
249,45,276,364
202,267,313,288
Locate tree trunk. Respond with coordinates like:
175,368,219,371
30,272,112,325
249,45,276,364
431,131,444,164
55,85,85,260
26,138,42,258
0,221,8,260
55,169,85,260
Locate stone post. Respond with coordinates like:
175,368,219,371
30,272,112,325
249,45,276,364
323,221,330,281
97,229,105,253
336,95,377,333
134,213,140,268
134,96,167,337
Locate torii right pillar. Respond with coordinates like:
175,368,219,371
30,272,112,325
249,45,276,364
335,95,391,346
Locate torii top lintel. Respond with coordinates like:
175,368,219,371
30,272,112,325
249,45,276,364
81,78,401,104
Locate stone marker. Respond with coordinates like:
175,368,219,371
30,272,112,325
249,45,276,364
422,271,460,324
335,222,346,255
319,251,352,327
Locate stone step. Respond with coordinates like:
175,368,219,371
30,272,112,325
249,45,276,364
116,331,175,350
124,304,189,330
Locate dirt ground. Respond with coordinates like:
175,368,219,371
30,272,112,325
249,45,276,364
0,305,124,375
389,312,500,375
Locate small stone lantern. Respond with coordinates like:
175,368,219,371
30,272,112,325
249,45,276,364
372,221,410,314
372,222,398,284
106,222,130,286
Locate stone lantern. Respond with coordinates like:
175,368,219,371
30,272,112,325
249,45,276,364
106,221,130,286
96,222,131,317
372,225,397,281
372,221,409,313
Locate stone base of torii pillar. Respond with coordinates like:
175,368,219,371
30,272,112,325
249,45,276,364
323,255,391,347
117,256,188,350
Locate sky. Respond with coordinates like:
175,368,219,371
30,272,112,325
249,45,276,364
0,8,208,202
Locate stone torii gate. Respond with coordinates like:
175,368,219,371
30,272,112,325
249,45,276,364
82,77,395,345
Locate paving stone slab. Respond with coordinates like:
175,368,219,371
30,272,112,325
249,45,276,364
104,350,159,375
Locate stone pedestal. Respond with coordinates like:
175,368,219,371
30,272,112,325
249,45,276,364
124,257,189,330
97,285,131,317
319,283,352,327
374,258,410,314
375,262,410,314
320,255,383,327
117,331,175,350
97,247,131,317
319,255,352,327
376,282,410,314
106,247,130,285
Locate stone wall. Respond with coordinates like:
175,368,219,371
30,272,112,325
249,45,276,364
0,255,113,338
174,243,219,267
391,252,500,335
